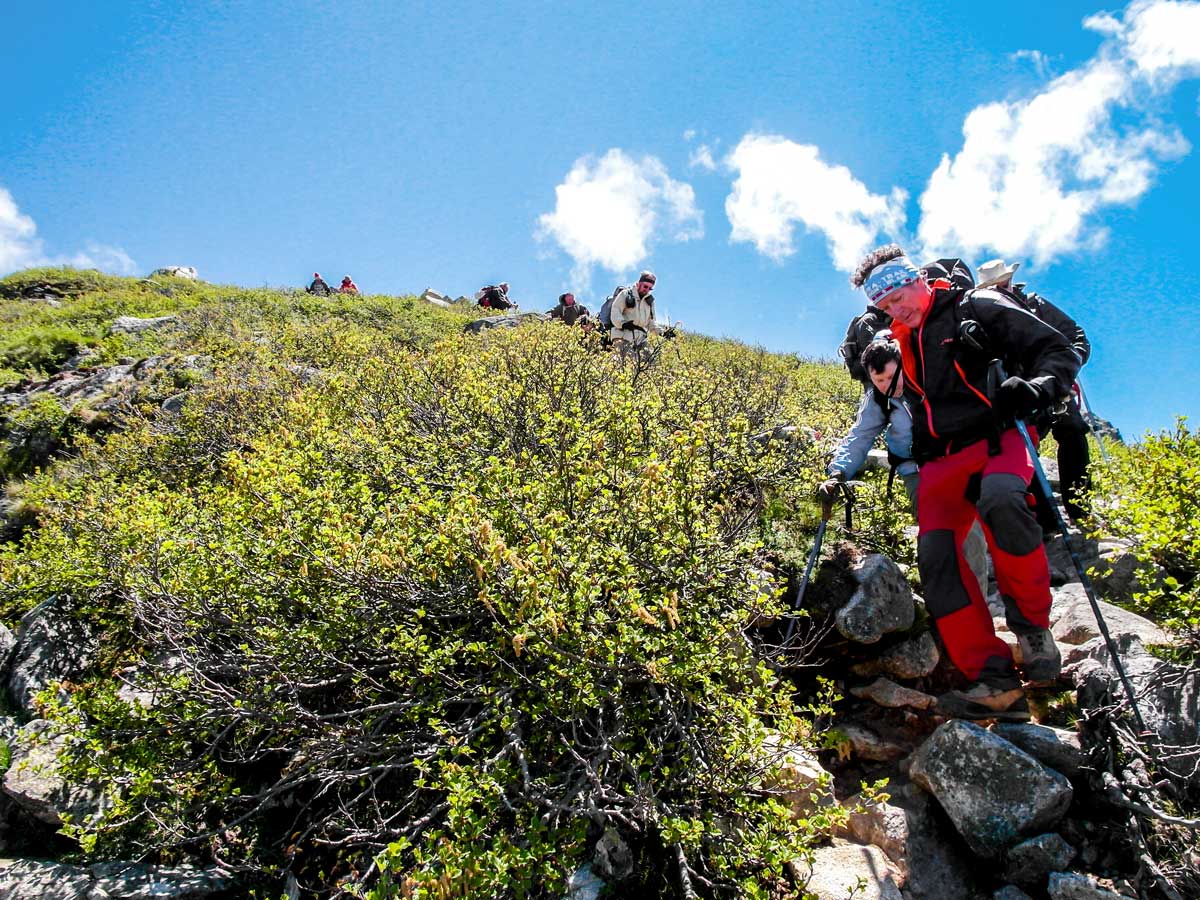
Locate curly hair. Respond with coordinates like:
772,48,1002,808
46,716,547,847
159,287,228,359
850,244,905,288
860,337,901,375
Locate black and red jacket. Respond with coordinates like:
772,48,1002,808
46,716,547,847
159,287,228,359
892,285,1081,462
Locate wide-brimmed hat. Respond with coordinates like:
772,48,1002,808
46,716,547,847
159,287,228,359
976,259,1020,288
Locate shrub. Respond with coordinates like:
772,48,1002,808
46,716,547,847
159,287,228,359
1086,419,1200,632
1,325,853,898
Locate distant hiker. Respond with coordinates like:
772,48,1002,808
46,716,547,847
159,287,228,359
548,292,590,326
339,275,360,295
820,335,920,511
977,259,1093,523
307,272,331,295
476,283,515,311
852,243,1080,722
609,270,657,349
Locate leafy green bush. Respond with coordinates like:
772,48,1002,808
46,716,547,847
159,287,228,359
0,395,75,478
1,323,853,898
1087,419,1200,631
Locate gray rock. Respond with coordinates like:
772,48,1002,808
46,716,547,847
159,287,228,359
793,842,903,900
0,715,19,747
7,595,99,713
909,721,1073,859
110,315,178,334
90,861,234,898
850,677,936,710
763,733,833,818
2,719,105,827
592,826,633,881
852,632,940,680
1089,542,1165,604
463,312,548,333
0,858,91,899
993,888,1034,900
839,721,907,762
161,393,187,414
1049,583,1171,647
881,782,992,900
1067,635,1199,787
0,623,15,677
150,266,198,280
990,723,1084,779
1046,872,1132,899
419,288,452,308
563,865,606,900
1002,832,1075,888
842,795,913,877
835,554,916,644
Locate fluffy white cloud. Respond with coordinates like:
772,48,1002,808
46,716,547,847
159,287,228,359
536,149,702,282
917,0,1199,264
689,144,718,172
724,134,907,271
0,185,137,276
0,187,42,274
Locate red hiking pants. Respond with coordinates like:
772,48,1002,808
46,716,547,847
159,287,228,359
917,427,1051,685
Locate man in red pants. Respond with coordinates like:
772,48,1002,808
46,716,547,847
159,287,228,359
851,245,1080,720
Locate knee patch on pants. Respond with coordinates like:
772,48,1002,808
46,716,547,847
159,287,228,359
918,528,972,619
978,473,1041,556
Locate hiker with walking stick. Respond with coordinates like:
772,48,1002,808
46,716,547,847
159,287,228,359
851,244,1080,721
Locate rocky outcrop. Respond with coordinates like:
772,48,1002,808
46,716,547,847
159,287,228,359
792,842,903,900
909,721,1073,859
150,266,198,280
0,858,232,899
109,314,178,334
1049,583,1171,647
463,312,548,333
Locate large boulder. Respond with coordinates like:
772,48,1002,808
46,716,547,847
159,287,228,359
1001,832,1075,889
1049,583,1171,647
834,554,915,644
792,842,903,900
0,858,232,899
6,594,99,713
851,630,940,680
909,721,1073,859
0,859,91,899
2,719,105,827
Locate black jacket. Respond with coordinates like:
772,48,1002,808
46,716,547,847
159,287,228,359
1005,283,1091,365
895,286,1081,461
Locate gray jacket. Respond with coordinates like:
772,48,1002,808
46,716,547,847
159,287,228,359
829,388,918,480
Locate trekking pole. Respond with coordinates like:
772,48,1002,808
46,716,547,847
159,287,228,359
988,362,1152,739
1076,380,1111,465
782,493,836,646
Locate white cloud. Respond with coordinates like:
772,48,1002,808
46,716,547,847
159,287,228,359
0,185,137,277
536,149,703,282
917,0,1199,265
682,128,697,142
724,134,907,271
0,187,42,274
1010,48,1053,79
689,144,718,171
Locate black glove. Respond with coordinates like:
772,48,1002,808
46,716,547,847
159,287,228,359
817,474,844,502
995,375,1047,419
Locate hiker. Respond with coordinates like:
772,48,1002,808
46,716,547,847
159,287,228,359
852,244,1080,721
476,283,515,311
339,275,360,295
307,272,331,295
548,292,590,326
820,336,920,511
608,271,657,349
976,259,1093,524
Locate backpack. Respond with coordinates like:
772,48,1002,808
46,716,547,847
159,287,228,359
922,257,976,291
598,286,624,329
839,308,892,383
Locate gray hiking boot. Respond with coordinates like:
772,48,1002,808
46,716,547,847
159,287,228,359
937,681,1030,722
1017,627,1062,685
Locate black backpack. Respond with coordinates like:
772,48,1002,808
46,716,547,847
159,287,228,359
838,307,892,383
598,286,624,329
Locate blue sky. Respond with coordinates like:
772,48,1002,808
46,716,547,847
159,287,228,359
3,0,1200,439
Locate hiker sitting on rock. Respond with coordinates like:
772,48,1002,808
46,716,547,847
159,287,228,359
307,272,331,296
548,292,590,326
609,271,657,348
851,244,1080,722
976,259,1093,526
339,275,360,295
477,283,515,311
820,335,920,512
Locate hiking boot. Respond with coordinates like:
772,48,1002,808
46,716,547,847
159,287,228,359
1017,627,1062,685
937,681,1030,722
